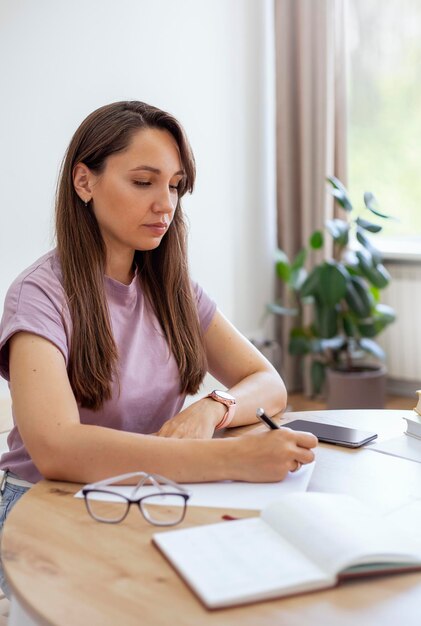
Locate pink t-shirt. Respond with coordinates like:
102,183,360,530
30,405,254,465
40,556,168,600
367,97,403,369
0,250,216,482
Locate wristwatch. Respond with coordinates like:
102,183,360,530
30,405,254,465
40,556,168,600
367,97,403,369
206,389,237,430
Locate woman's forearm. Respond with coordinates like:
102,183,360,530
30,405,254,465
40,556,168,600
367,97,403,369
171,368,287,436
227,369,287,427
38,419,316,485
38,422,237,483
203,311,287,428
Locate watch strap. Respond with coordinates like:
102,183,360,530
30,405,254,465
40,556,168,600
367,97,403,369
206,390,236,430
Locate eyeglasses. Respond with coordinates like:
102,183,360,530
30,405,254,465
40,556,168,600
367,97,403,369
82,471,190,526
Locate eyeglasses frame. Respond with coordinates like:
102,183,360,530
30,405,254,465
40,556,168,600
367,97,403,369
82,471,191,526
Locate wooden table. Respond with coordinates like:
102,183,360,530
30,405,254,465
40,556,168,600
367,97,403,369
4,409,421,626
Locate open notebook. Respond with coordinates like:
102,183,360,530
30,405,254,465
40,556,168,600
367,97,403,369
153,492,421,609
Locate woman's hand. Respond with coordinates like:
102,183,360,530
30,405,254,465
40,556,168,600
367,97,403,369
231,427,318,482
156,398,225,439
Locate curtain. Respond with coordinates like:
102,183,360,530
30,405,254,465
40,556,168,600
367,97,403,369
274,0,348,391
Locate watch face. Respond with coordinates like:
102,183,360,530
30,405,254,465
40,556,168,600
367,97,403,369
213,390,235,402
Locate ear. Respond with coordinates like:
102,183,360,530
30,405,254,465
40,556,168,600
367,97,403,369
73,162,95,203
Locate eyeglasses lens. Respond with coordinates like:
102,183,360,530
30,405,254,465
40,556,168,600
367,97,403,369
86,492,129,523
140,494,186,525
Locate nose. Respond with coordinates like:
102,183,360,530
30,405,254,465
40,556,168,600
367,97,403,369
151,185,176,215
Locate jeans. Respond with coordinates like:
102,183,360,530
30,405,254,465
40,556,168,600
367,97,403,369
0,477,30,598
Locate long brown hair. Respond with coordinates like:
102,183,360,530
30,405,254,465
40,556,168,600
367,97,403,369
56,101,207,410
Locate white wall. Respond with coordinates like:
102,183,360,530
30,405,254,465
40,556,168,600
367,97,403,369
0,0,276,340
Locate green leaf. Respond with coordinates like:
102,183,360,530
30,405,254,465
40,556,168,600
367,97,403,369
275,249,289,263
300,266,322,298
357,305,394,337
326,176,353,212
291,248,307,271
331,188,353,212
325,220,340,239
310,338,323,353
345,263,361,277
318,261,349,307
301,295,315,305
309,230,324,249
290,327,311,338
356,217,382,233
356,251,391,289
289,335,311,356
356,228,382,265
325,219,350,246
364,192,394,220
373,264,391,289
318,336,346,351
314,302,338,338
359,338,385,360
266,303,298,316
275,249,291,282
311,360,326,395
289,267,307,291
345,276,372,318
356,247,375,269
276,260,291,282
309,322,319,337
374,303,396,323
342,313,357,337
369,285,381,304
357,231,383,266
357,321,378,338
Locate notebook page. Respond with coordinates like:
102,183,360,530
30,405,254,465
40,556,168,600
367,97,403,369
153,517,330,608
262,493,421,575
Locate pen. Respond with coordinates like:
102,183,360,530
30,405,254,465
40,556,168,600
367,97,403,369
256,408,280,430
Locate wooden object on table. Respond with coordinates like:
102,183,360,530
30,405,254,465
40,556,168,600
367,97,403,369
3,410,421,626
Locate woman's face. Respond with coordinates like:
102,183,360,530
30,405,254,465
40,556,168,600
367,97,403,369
88,127,184,258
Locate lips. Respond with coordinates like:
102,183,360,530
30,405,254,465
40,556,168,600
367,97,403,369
143,222,168,235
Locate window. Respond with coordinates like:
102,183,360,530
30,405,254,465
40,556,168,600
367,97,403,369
347,0,421,254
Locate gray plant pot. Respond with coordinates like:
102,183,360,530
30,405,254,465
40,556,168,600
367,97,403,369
326,365,387,410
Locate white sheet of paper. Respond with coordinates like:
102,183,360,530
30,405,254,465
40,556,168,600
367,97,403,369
386,499,421,541
367,435,421,464
75,462,315,510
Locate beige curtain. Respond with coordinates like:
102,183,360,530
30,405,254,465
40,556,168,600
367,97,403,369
274,0,348,391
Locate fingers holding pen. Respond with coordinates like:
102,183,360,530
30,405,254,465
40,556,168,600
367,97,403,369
281,427,318,460
256,408,318,455
240,409,318,482
235,425,318,483
277,427,318,459
274,427,318,479
276,427,318,472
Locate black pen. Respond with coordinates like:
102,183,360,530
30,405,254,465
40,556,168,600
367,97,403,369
256,408,280,430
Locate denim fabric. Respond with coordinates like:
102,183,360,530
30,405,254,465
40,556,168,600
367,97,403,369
0,479,30,598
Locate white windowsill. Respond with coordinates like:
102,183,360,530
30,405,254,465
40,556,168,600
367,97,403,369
365,237,421,263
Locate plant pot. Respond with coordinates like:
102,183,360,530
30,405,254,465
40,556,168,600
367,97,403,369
326,365,387,410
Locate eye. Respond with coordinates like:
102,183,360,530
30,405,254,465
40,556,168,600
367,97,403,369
133,181,151,186
170,177,185,192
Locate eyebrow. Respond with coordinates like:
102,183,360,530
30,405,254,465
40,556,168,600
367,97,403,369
129,165,185,176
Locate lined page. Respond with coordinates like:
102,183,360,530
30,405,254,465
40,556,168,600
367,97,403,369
153,518,329,608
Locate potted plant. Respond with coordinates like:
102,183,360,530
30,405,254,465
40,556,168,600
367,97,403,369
269,176,396,409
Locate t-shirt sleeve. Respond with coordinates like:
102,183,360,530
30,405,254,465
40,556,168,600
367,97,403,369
0,276,69,381
191,280,217,334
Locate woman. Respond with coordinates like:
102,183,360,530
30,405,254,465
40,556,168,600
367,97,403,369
0,100,317,535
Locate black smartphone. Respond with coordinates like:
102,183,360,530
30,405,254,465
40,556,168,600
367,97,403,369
284,419,378,448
